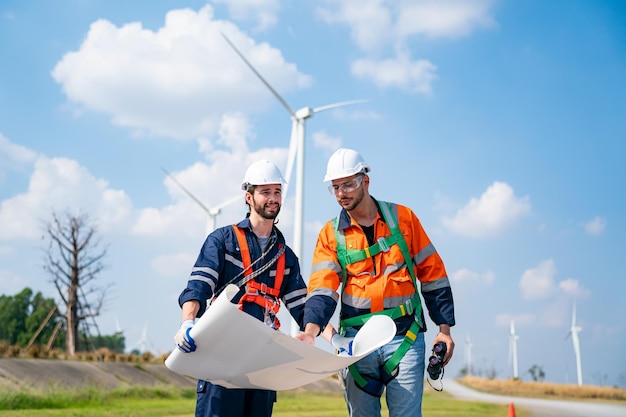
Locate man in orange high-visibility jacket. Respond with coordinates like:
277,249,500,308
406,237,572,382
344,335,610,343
296,148,456,417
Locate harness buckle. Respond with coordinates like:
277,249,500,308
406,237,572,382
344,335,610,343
377,237,390,253
405,298,413,314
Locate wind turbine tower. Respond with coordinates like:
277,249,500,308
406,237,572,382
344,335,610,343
465,335,473,376
509,320,519,379
221,33,365,335
567,303,583,386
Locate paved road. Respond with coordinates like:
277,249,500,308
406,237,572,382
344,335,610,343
442,379,626,417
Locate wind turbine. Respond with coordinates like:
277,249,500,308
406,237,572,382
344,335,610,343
221,33,365,335
129,323,152,354
566,302,583,386
115,318,125,335
465,335,473,376
162,167,240,235
509,320,519,379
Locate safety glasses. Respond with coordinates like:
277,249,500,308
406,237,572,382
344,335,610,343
328,175,364,195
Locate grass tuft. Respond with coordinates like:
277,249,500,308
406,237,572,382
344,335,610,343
0,385,196,411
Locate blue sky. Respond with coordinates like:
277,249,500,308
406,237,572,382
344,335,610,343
1,1,625,386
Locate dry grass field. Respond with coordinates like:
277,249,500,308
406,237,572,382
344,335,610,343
458,376,626,403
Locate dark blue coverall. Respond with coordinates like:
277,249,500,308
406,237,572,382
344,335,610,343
178,218,307,417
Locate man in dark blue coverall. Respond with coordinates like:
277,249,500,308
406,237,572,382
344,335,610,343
174,159,308,417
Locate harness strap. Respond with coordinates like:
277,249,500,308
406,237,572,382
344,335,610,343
346,320,420,393
333,202,424,389
235,225,253,278
382,320,420,375
348,363,370,391
340,292,421,327
341,232,402,264
232,225,285,325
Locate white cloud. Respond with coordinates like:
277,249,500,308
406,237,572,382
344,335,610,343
351,56,437,93
450,267,495,285
519,259,557,300
0,133,38,165
217,112,255,155
584,216,606,235
312,131,342,153
0,156,133,240
133,147,292,239
559,278,590,299
133,116,288,239
151,252,197,279
51,5,311,141
316,0,393,52
317,0,497,93
396,0,498,40
213,0,281,31
133,159,247,239
318,0,497,51
519,260,591,315
442,181,531,238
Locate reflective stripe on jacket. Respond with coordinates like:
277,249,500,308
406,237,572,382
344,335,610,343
303,199,455,334
178,217,307,329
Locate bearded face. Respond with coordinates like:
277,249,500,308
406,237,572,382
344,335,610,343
249,185,282,220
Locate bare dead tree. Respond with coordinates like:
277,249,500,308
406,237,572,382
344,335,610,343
42,209,111,356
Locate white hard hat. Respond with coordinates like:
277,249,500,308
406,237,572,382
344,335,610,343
241,159,287,191
323,148,371,182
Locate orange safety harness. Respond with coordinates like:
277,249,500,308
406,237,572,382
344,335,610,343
232,225,285,329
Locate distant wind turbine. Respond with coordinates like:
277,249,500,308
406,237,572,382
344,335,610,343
129,323,152,354
115,318,124,334
221,33,366,335
509,320,519,379
465,335,473,376
566,302,583,386
162,167,240,235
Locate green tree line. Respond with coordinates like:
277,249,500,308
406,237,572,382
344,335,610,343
0,287,125,353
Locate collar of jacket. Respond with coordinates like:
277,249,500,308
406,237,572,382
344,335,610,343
234,217,286,243
336,196,384,230
236,217,253,231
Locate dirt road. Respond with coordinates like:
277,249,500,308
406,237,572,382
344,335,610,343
444,378,626,417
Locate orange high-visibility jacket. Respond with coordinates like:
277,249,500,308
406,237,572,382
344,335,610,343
304,199,455,335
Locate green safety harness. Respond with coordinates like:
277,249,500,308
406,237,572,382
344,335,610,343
334,201,423,394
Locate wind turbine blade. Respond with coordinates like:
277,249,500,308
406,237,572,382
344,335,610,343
312,99,368,114
212,195,241,212
161,167,211,215
283,120,299,199
221,32,296,117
